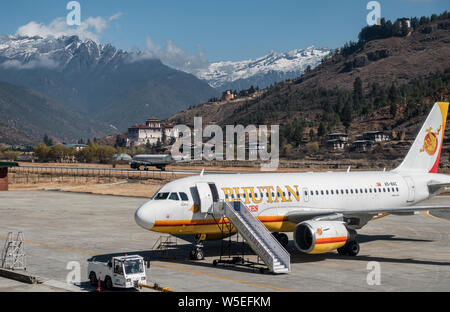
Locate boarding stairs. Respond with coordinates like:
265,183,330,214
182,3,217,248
213,201,290,274
1,232,26,270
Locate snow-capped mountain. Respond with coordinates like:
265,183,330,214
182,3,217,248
195,47,331,91
0,35,129,71
0,35,218,132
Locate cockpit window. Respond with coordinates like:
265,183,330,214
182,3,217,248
154,192,169,200
179,192,189,201
169,193,179,201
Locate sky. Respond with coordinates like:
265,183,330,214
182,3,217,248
0,0,447,63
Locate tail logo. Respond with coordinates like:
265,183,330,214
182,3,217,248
420,126,441,156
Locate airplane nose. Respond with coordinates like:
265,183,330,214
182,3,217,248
134,204,155,230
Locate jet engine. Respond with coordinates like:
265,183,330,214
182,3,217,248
293,220,349,254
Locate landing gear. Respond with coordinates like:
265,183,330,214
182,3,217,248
190,235,205,260
338,240,360,256
189,245,205,260
273,232,289,248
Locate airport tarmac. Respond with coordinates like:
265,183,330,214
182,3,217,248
0,190,449,292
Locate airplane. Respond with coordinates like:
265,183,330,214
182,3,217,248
130,154,173,171
135,102,450,260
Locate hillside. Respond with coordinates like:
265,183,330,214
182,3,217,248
167,13,450,167
0,35,219,132
169,14,449,131
0,81,113,145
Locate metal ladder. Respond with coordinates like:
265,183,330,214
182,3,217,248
1,232,26,270
220,201,290,274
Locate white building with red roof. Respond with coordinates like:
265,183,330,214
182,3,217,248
127,117,179,147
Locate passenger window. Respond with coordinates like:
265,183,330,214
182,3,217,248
169,193,179,200
369,189,372,193
316,191,319,195
179,192,189,201
350,189,354,194
346,190,349,194
331,190,334,195
321,190,324,195
383,188,386,192
326,190,329,195
396,187,399,192
355,189,358,194
341,190,344,194
310,191,313,196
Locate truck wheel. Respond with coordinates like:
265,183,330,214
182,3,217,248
89,272,97,286
104,276,113,290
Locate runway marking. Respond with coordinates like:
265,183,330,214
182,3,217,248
0,235,295,292
0,235,97,256
422,210,450,223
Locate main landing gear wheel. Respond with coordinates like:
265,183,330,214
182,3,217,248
273,233,289,248
338,240,360,256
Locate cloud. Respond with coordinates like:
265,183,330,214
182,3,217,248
1,54,59,70
16,13,122,42
133,37,209,74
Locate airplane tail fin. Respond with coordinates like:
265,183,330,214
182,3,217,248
393,102,449,174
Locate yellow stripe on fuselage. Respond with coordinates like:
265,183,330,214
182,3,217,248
151,217,297,235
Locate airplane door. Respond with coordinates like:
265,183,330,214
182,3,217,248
403,176,415,202
196,182,214,213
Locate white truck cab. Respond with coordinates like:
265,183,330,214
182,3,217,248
88,255,147,290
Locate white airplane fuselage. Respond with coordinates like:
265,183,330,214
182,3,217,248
134,170,448,236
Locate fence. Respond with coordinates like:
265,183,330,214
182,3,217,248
8,166,183,185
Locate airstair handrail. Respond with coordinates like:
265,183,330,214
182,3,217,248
222,201,290,273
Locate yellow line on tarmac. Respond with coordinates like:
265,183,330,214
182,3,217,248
422,211,450,223
0,235,97,256
152,262,296,292
0,235,295,292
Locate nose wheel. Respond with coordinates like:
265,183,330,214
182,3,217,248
189,244,205,260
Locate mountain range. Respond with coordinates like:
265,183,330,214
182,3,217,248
0,35,219,143
194,47,331,91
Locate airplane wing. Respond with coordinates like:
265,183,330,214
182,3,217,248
285,205,450,223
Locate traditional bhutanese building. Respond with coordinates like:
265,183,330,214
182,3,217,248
127,117,179,147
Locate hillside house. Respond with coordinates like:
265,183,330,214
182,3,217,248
363,131,389,142
326,139,348,151
353,140,375,152
221,90,235,102
328,133,349,142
